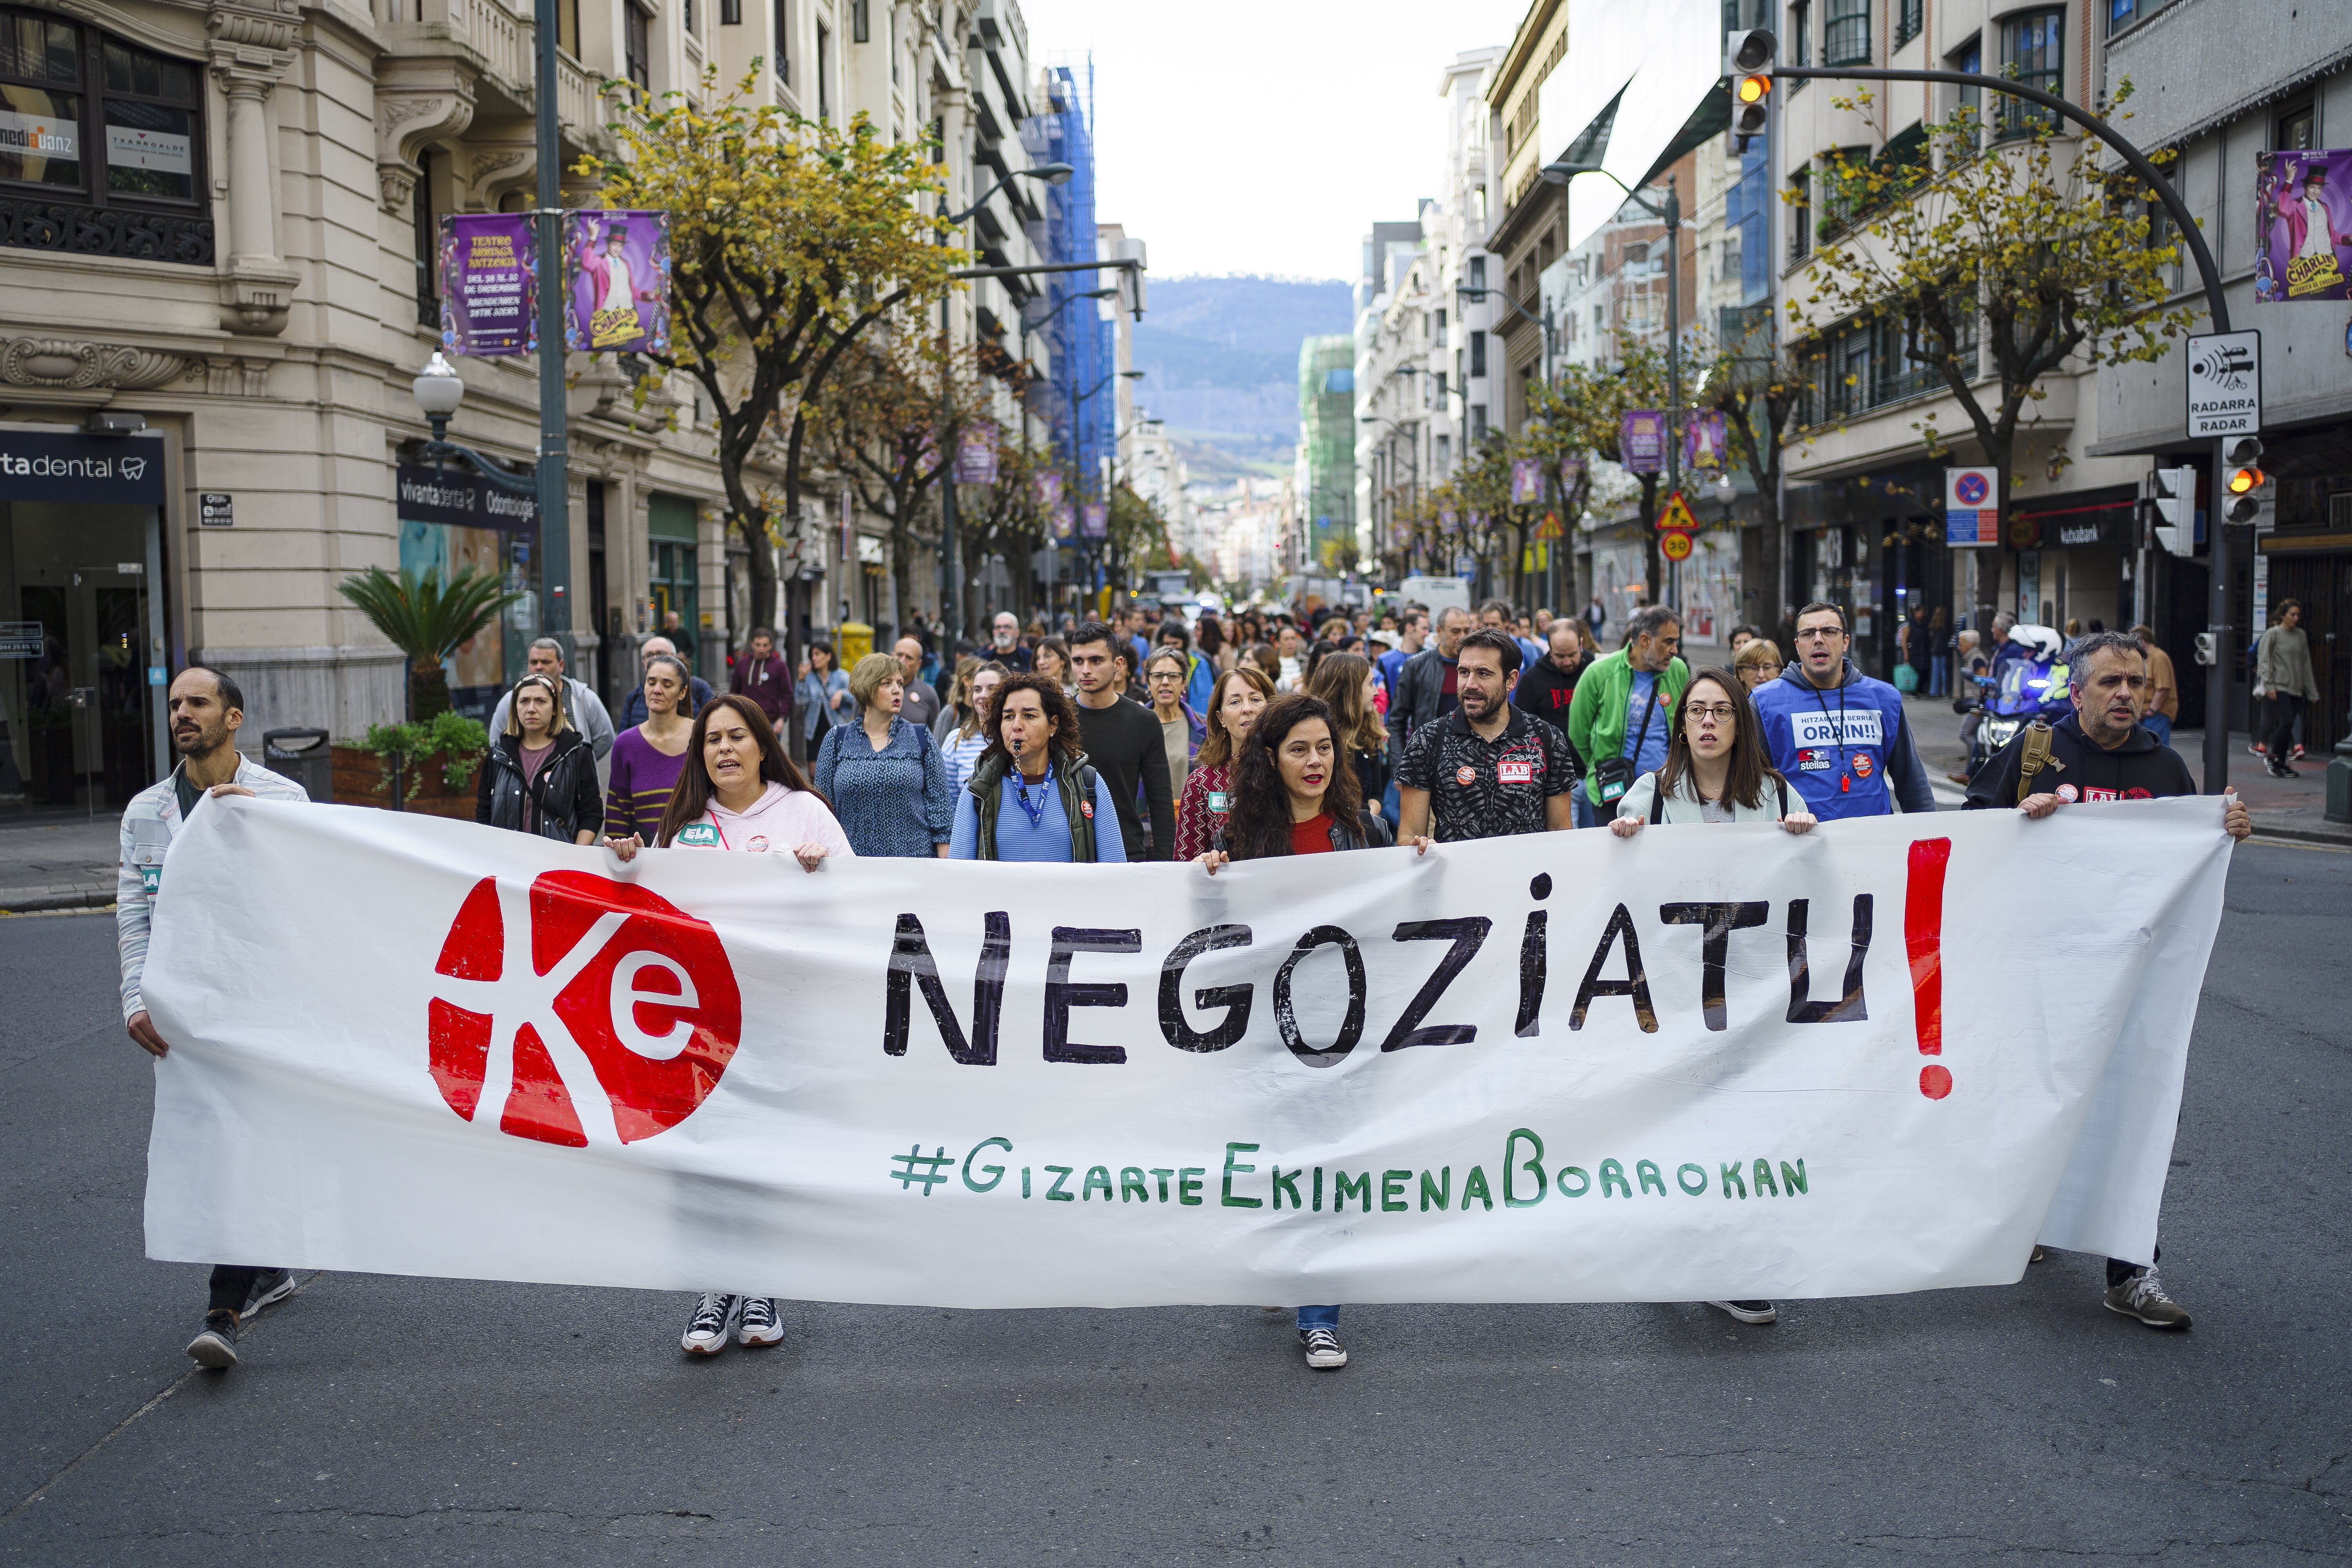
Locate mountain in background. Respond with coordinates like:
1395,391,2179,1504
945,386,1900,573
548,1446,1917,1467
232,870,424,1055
1127,276,1353,481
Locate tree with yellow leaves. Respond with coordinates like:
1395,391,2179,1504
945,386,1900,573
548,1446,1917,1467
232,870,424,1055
581,67,960,632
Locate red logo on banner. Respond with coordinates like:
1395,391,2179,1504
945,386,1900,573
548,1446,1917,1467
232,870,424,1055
426,873,743,1147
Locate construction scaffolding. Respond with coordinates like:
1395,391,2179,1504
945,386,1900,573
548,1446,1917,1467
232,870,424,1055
1297,334,1357,574
1024,62,1111,512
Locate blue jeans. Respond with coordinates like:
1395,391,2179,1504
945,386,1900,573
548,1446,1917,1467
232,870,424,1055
1296,1305,1340,1331
2143,711,2172,748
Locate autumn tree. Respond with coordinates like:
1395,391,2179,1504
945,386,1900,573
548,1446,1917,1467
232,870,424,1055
955,436,1053,627
583,67,959,632
1706,329,1811,638
1791,88,2198,628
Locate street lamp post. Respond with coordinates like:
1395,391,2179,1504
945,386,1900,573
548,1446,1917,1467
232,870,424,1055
1361,414,1422,576
1020,286,1114,625
1071,367,1144,606
412,352,536,496
532,0,568,661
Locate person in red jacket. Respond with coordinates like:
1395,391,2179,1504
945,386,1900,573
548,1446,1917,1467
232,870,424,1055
729,627,792,730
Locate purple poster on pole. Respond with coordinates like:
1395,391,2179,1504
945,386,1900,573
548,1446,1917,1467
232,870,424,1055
956,424,999,484
1081,502,1107,539
1053,502,1076,540
439,213,537,357
1684,410,1729,472
2255,150,2352,303
1511,457,1541,505
566,210,672,354
1620,410,1665,475
1034,472,1063,510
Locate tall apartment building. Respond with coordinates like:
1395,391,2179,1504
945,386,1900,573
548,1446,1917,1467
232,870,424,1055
1296,334,1356,574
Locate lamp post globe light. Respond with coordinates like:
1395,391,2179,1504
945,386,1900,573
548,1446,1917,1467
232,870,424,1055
412,351,465,439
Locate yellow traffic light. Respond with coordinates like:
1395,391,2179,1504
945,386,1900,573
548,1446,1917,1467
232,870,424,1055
2226,465,2263,496
1737,74,1770,105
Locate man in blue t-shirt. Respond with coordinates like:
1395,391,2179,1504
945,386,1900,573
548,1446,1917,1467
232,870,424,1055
1379,610,1426,698
1751,601,1935,820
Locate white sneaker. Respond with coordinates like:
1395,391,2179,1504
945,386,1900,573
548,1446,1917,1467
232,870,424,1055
737,1296,784,1348
680,1292,739,1355
1300,1327,1348,1369
1705,1299,1779,1325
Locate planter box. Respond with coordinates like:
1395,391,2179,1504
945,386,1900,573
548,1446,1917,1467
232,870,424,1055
329,745,479,821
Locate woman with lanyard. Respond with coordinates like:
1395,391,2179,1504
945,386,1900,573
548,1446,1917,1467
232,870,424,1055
796,640,850,753
1171,664,1274,860
938,661,1008,792
1194,693,1430,1371
947,673,1126,863
1609,667,1814,1330
604,693,852,1356
1305,650,1390,827
811,653,954,858
476,673,602,843
604,653,694,841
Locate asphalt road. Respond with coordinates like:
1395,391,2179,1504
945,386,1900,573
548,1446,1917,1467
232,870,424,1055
3,846,2348,1567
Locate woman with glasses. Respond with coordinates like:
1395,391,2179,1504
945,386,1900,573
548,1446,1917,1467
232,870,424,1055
1144,648,1204,798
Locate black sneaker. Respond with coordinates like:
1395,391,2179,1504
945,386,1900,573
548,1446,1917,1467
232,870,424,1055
1299,1326,1348,1369
1705,1299,1779,1324
2268,758,2297,779
186,1308,240,1369
680,1292,739,1355
242,1269,297,1318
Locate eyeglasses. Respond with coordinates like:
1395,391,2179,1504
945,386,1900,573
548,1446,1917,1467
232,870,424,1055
1795,626,1844,641
1683,703,1737,722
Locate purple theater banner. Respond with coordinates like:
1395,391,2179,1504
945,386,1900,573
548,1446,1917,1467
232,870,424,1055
1081,502,1107,539
1511,458,1542,505
439,214,537,358
1685,410,1728,472
956,424,999,484
566,211,672,354
2256,151,2352,302
1621,410,1666,475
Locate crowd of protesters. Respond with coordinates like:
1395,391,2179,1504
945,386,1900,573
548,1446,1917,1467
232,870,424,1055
118,584,2254,1377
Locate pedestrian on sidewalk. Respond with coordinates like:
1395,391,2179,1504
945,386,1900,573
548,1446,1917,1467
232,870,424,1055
605,653,695,841
477,674,603,844
119,667,312,1370
796,640,851,752
2131,625,2178,748
727,627,793,731
1750,602,1935,820
1068,622,1176,860
1173,665,1274,859
606,694,850,1356
948,673,1125,863
893,636,943,731
490,636,616,760
811,654,953,858
1400,629,1580,842
1195,692,1430,1372
2255,600,2319,777
1964,630,2249,1329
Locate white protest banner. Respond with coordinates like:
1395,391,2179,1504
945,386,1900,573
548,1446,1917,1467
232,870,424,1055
141,799,2230,1307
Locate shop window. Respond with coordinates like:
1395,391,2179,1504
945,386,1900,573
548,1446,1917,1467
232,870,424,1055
0,10,209,260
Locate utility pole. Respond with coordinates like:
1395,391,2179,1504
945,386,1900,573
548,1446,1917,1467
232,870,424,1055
533,0,570,661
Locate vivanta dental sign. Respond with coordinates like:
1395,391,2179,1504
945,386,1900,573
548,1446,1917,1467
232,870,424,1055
139,797,2230,1307
0,428,167,505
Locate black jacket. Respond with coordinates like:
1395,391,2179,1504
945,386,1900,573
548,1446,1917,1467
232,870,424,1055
1235,809,1395,858
1512,657,1581,735
1387,645,1455,766
477,728,604,842
1963,711,2194,809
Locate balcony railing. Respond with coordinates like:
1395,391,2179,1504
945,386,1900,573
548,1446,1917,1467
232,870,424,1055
381,0,632,141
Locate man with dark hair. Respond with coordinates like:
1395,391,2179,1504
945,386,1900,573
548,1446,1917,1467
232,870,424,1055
728,627,793,730
1067,621,1176,860
1388,604,1474,762
1751,600,1934,820
1965,627,2249,1330
117,667,314,1371
1377,608,1426,701
1398,629,1579,842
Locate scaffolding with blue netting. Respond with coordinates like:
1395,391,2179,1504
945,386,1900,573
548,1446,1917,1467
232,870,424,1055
1026,62,1108,522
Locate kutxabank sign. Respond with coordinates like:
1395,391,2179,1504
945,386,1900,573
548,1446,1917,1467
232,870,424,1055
139,799,2229,1307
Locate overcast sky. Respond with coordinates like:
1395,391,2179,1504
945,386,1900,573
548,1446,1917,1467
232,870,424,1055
1013,0,1531,283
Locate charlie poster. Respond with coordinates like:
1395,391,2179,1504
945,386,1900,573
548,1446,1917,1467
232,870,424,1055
2255,150,2352,303
566,210,672,353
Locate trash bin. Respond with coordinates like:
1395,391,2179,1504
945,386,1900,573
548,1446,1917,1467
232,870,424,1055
263,727,332,802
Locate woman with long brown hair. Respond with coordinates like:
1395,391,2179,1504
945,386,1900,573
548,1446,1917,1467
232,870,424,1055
1610,667,1816,835
1171,664,1274,860
603,693,850,1358
1305,651,1390,827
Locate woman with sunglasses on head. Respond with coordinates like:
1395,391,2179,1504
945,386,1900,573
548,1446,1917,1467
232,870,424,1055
604,693,851,1357
1194,693,1430,1372
477,672,602,844
1608,666,1813,1329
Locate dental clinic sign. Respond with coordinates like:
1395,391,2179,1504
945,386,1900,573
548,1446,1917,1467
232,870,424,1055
0,428,166,505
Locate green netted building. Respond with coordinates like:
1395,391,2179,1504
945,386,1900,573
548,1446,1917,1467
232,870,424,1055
1297,335,1357,575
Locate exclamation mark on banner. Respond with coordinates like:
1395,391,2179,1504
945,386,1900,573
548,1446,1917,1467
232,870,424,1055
1905,838,1953,1099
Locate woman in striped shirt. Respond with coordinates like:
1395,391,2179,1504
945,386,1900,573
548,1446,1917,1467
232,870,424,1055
939,661,1007,792
603,653,694,840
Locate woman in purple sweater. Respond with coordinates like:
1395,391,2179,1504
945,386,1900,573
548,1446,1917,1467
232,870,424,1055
604,653,695,838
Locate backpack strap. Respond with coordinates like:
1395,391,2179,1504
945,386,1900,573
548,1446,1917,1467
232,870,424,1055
1775,774,1789,817
2015,719,2058,805
1648,774,1667,825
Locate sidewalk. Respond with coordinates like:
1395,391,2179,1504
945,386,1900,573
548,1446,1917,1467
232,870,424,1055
1899,691,2352,847
0,812,120,913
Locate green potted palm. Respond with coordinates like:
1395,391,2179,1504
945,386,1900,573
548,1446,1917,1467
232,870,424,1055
334,565,522,811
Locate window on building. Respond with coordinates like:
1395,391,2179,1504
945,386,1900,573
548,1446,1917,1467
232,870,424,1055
1470,404,1487,441
1786,0,1810,89
2108,0,2165,35
2278,102,2316,152
556,0,581,56
624,4,650,96
1435,434,1451,471
1435,370,1448,407
413,149,437,327
1998,10,2063,136
1823,0,1869,66
1468,330,1486,378
1896,0,1922,47
851,0,868,43
721,0,739,23
1950,36,1982,125
772,0,789,85
1436,306,1447,336
1468,255,1486,291
1789,168,1811,260
815,22,829,119
0,11,209,249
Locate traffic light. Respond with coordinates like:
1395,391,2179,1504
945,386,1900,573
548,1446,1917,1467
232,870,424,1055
2221,435,2265,524
2192,632,2218,667
2150,464,2197,555
1724,29,1777,147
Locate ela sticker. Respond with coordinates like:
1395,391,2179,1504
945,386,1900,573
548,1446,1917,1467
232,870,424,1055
677,823,720,847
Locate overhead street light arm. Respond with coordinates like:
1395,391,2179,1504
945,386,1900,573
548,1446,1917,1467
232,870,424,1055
944,162,1073,226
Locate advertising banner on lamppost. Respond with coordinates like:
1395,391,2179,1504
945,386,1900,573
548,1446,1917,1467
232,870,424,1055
565,210,672,354
955,424,1000,484
1684,410,1728,472
1082,502,1107,539
438,214,538,358
1558,456,1585,494
2254,150,2352,303
1620,410,1666,475
1511,458,1542,505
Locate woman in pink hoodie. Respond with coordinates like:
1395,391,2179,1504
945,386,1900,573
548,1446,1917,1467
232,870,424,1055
604,692,852,1354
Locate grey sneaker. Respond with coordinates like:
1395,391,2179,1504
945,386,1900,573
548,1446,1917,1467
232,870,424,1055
2104,1267,2191,1328
186,1308,240,1369
1300,1327,1348,1370
243,1269,297,1318
1706,1299,1778,1325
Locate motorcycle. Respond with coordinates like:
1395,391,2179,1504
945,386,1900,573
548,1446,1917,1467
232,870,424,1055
1960,624,2074,779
